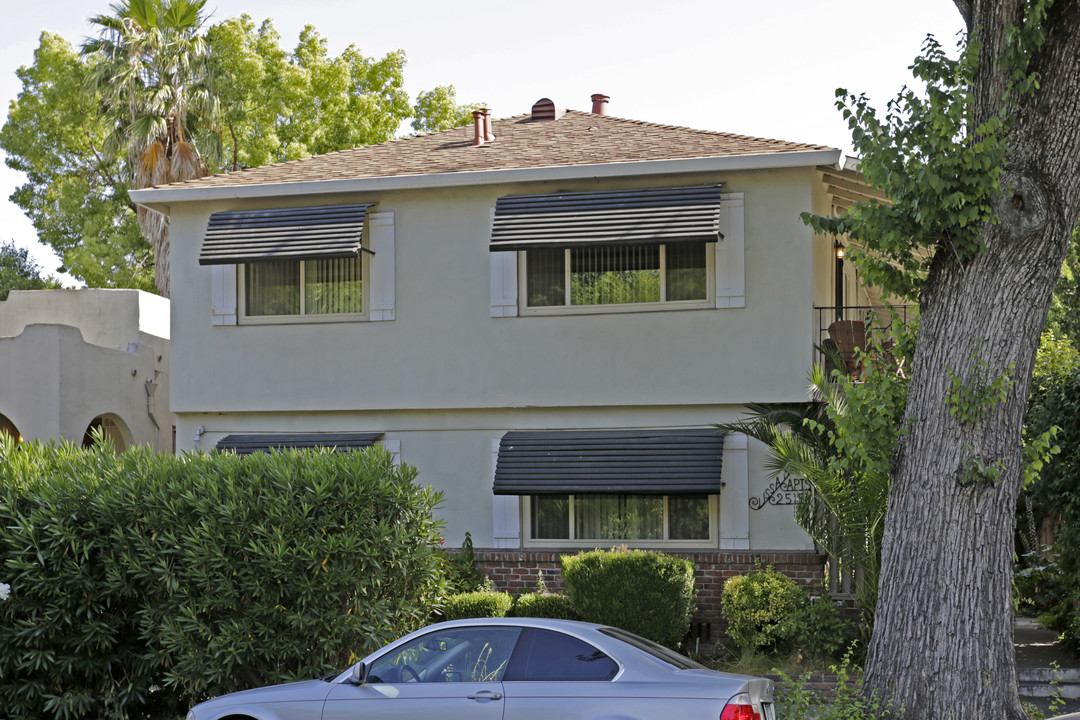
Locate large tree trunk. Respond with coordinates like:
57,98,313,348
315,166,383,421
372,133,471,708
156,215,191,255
863,2,1080,719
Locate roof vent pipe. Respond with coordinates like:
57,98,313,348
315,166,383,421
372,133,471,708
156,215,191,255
472,109,485,147
591,94,609,115
482,108,496,143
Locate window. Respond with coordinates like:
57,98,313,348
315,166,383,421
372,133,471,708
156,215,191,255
598,627,706,670
523,242,711,310
503,629,619,682
241,255,365,320
529,494,713,543
366,627,521,683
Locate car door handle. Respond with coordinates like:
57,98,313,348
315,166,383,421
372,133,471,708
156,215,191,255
467,690,503,701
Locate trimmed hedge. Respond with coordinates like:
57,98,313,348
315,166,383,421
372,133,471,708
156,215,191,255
0,438,445,719
513,592,578,620
441,590,513,620
561,547,695,648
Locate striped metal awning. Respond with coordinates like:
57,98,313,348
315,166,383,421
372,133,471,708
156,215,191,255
199,203,375,265
215,432,384,455
493,429,725,495
489,185,724,252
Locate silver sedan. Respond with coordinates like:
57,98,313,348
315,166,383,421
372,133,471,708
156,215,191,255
186,617,775,720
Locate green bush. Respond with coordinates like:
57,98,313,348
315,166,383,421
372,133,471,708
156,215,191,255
0,438,445,719
775,655,896,720
722,565,806,654
441,590,513,620
440,531,486,594
783,587,859,661
561,547,695,648
513,592,578,620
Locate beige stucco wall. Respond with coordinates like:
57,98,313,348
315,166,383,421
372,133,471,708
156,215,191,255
0,289,172,451
168,168,820,415
158,165,834,551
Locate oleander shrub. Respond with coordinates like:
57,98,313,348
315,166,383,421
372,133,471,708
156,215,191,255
722,565,806,654
561,547,695,648
0,437,445,720
513,592,578,620
441,590,513,620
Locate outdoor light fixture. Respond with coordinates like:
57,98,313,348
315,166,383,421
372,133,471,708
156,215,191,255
835,244,846,260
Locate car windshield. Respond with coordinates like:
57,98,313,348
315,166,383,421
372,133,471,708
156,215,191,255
598,628,707,670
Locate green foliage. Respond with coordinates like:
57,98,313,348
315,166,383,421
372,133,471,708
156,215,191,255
722,313,914,631
721,566,805,654
0,241,60,300
1023,330,1080,649
0,33,153,289
1047,228,1080,346
2,14,476,290
411,85,483,135
561,547,695,649
441,590,513,621
440,531,485,594
0,438,445,719
776,655,897,720
512,593,579,620
783,588,859,663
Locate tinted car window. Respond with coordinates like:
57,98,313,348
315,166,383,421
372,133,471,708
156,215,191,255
598,627,706,670
504,628,619,681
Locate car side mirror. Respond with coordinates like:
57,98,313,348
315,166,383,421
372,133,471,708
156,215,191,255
350,662,369,685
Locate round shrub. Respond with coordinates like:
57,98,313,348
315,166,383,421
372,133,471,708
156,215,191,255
721,565,806,654
441,590,513,620
513,593,578,620
561,547,695,648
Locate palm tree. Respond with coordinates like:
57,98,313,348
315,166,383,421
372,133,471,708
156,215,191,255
83,0,220,297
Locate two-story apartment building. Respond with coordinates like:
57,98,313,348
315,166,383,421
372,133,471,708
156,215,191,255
132,96,868,622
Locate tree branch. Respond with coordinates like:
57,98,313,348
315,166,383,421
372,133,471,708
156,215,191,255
953,0,973,30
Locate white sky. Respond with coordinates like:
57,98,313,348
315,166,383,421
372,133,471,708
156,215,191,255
2,0,965,281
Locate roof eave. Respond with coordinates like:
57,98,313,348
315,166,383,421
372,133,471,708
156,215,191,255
129,149,841,214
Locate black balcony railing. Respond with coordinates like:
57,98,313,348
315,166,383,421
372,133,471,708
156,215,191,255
814,305,915,373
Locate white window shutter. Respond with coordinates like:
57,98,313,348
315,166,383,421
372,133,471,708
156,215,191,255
719,432,750,549
368,211,395,321
211,264,237,326
492,438,521,547
715,193,745,308
381,438,401,466
490,252,518,317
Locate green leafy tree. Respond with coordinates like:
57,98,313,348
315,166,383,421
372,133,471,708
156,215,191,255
412,85,483,135
0,33,153,290
1046,227,1080,345
3,13,476,295
802,1,1080,717
0,241,61,300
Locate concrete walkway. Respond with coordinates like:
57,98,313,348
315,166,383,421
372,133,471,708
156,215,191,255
1015,617,1080,717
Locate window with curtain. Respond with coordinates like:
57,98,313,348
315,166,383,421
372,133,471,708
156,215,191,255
530,494,711,542
524,242,709,309
244,256,363,318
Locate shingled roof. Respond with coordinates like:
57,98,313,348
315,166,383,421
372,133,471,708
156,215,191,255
154,109,835,191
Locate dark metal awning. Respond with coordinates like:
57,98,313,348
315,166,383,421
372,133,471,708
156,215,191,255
215,432,384,455
199,203,375,265
493,429,725,495
489,185,724,252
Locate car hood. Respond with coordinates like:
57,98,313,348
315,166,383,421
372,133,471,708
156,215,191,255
192,678,332,711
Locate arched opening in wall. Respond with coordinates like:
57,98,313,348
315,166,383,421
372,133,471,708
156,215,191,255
82,414,131,452
0,413,21,443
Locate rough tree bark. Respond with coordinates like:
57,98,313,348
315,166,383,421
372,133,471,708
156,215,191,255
864,2,1080,719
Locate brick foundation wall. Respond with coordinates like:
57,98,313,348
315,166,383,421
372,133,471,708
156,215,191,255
473,549,827,626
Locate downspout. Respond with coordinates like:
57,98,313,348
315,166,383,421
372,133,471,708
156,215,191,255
145,378,160,448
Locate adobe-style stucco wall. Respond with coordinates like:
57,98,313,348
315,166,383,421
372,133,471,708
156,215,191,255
0,289,172,451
